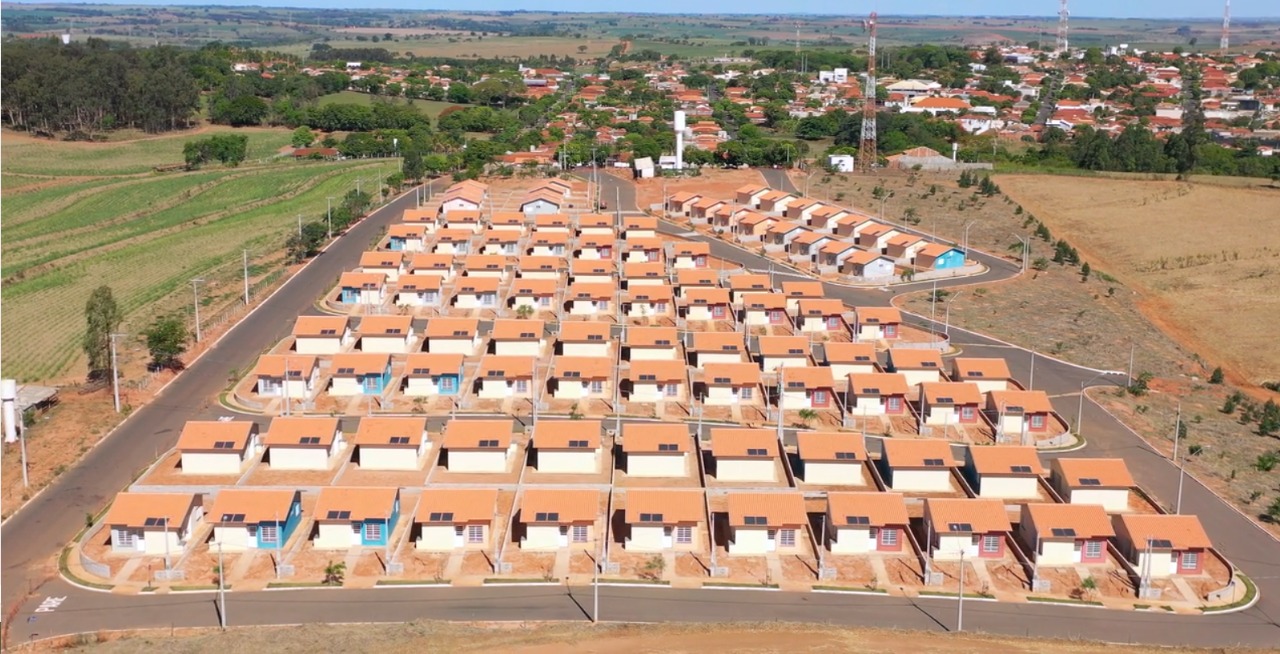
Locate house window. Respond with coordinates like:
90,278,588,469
880,528,898,547
778,529,797,548
481,294,496,306
827,316,841,329
539,296,551,306
885,324,898,337
812,390,828,405
515,379,529,393
1083,540,1102,560
467,525,484,544
571,525,589,543
887,397,902,412
655,302,668,313
1180,551,1199,571
712,305,726,318
1030,414,1046,429
739,386,754,400
961,406,975,420
590,380,605,394
439,376,456,392
116,529,137,548
663,383,679,397
675,526,693,544
981,534,1001,553
364,522,383,542
260,524,279,545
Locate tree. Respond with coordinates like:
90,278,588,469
797,408,819,427
82,285,123,381
323,560,346,585
515,304,535,319
577,45,588,54
1079,576,1098,600
291,125,315,148
144,314,188,370
1080,262,1091,282
1209,367,1225,384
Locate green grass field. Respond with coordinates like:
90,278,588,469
315,91,464,119
0,128,396,382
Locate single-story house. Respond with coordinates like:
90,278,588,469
741,293,788,327
689,332,747,369
508,278,558,312
490,319,546,357
354,416,430,470
518,488,601,551
312,487,401,549
452,276,502,310
920,382,984,426
359,251,405,282
951,357,1015,394
914,243,966,270
826,492,909,554
475,356,537,399
709,428,778,483
842,250,897,279
255,354,319,399
1050,458,1135,512
1019,503,1114,566
414,488,499,552
462,254,509,278
566,282,616,316
852,307,902,341
822,342,878,378
623,489,705,552
680,287,733,322
735,184,771,207
622,216,658,239
395,273,443,307
778,366,837,410
986,390,1057,439
387,223,428,252
726,273,772,304
726,492,807,555
328,352,392,397
627,359,688,403
886,348,946,387
402,352,465,397
924,497,1011,560
884,233,927,261
757,336,810,372
623,261,666,287
557,322,613,358
794,299,848,333
624,285,675,319
1112,514,1213,578
208,489,302,552
441,419,517,473
532,420,603,474
878,438,956,492
177,420,260,475
522,255,569,280
408,253,456,281
847,372,911,417
551,357,613,401
624,326,680,361
264,416,345,470
338,272,387,305
292,316,352,355
104,492,204,555
701,362,762,406
671,242,710,269
963,445,1045,499
621,422,691,478
357,315,415,354
796,431,867,485
423,318,482,355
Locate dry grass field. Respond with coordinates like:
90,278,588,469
998,175,1280,386
44,620,1253,654
280,35,623,60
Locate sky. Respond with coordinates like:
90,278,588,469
23,0,1280,19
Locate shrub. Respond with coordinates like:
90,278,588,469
1208,367,1224,384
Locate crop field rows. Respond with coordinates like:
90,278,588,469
0,139,390,382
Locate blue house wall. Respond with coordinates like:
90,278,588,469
340,287,360,303
435,371,462,396
358,364,393,395
931,248,966,270
358,493,401,546
255,495,304,549
388,237,406,251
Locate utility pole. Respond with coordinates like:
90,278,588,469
1028,350,1036,391
1173,402,1185,514
956,548,966,632
929,279,939,326
110,332,125,413
242,249,251,306
943,290,963,335
297,213,303,239
327,196,335,239
217,541,227,629
191,278,204,343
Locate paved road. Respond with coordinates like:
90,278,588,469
0,182,441,617
5,172,1280,647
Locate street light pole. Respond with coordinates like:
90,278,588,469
1009,233,1030,272
929,279,939,326
956,548,966,632
217,541,227,629
1173,402,1185,514
327,196,335,239
110,332,125,413
943,290,963,335
242,249,251,306
191,278,204,343
962,221,976,257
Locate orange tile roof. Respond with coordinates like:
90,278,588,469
424,317,479,339
511,278,558,296
462,254,508,271
727,492,806,528
567,282,616,301
628,359,686,383
925,498,1010,534
796,299,846,317
104,492,200,529
330,352,390,376
823,342,877,365
409,253,455,272
827,492,908,527
264,416,340,446
682,287,731,306
404,352,464,376
781,281,824,297
570,259,614,276
360,251,403,268
627,326,678,347
255,354,318,378
921,382,983,406
625,489,704,524
672,242,710,256
177,420,257,452
358,315,413,336
741,293,786,310
967,446,1044,476
623,261,666,279
726,273,772,291
848,372,910,396
314,487,398,522
479,355,536,379
558,322,612,342
952,357,1012,381
796,431,866,462
534,419,602,449
676,269,718,286
354,417,428,447
397,274,443,292
520,255,565,272
710,428,777,458
339,271,386,288
1023,503,1114,539
690,331,744,353
554,356,613,380
454,276,501,294
855,306,901,325
416,488,498,524
208,489,298,524
577,213,613,227
292,316,349,338
704,362,761,386
623,216,657,230
622,423,691,453
442,419,514,449
988,390,1054,414
520,488,600,524
780,366,834,390
758,336,810,357
1052,458,1135,489
626,285,674,302
881,438,956,468
1114,514,1212,551
491,319,546,341
888,348,945,370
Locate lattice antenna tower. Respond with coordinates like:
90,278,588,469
1056,0,1070,54
857,12,878,173
1220,0,1231,56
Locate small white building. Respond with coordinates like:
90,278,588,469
886,348,945,387
475,356,536,399
623,489,705,553
951,358,1016,395
557,322,613,358
923,497,1011,561
105,492,204,555
532,420,602,474
354,416,430,471
963,446,1044,499
878,439,956,493
208,489,302,552
357,315,415,354
423,318,482,355
627,359,687,403
701,362,762,407
519,488,600,551
726,492,807,556
551,357,612,401
1019,503,1114,567
176,420,260,475
254,354,319,399
689,332,747,369
624,326,681,361
441,419,517,473
757,336,810,372
489,319,546,357
621,423,691,478
709,428,778,483
264,416,345,471
796,431,866,485
359,251,406,282
1050,458,1135,512
1112,514,1213,579
826,492,909,555
822,342,878,379
852,306,902,341
415,488,498,552
292,316,353,355
312,487,401,550
395,274,443,308
401,352,465,398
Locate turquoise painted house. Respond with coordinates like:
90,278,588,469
329,353,393,396
915,244,966,271
314,487,402,549
209,489,304,552
404,353,465,397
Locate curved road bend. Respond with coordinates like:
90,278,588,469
5,173,1279,647
0,182,442,615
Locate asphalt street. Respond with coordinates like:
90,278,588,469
4,171,1279,647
